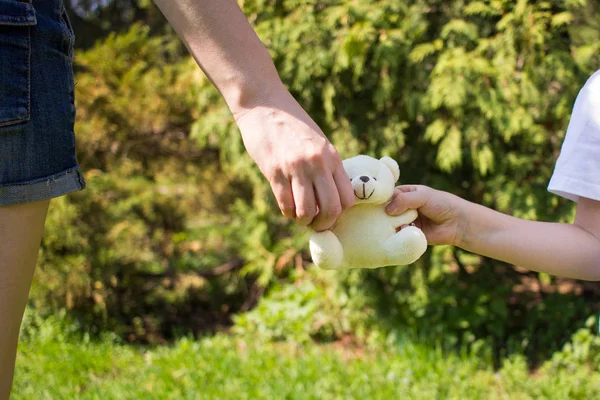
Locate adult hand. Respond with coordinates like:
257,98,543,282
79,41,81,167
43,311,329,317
386,185,464,246
235,88,354,232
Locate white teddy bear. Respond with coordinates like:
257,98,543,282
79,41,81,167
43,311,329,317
309,155,428,270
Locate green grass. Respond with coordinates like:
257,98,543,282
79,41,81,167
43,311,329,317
12,328,600,400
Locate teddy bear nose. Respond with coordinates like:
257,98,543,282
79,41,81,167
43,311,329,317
359,176,370,183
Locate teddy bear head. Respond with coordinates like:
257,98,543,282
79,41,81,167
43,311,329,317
343,155,400,205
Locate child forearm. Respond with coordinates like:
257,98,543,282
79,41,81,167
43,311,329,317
153,0,285,116
456,201,600,280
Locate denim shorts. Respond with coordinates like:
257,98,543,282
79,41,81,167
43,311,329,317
0,0,85,206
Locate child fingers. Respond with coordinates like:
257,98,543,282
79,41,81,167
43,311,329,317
386,186,430,215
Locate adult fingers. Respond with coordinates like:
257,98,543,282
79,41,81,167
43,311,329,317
291,175,317,226
333,166,355,212
270,174,295,218
310,173,342,232
386,185,430,215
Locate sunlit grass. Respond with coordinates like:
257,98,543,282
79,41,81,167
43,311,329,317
13,323,600,400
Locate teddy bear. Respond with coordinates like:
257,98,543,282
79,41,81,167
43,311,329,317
309,155,428,270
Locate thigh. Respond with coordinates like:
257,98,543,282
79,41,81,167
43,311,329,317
0,200,49,397
0,201,49,318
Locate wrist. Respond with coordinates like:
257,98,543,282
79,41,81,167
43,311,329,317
222,67,288,120
454,199,506,254
452,197,480,250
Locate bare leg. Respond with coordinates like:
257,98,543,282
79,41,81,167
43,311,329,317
0,200,49,400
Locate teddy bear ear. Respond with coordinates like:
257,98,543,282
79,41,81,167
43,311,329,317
380,156,400,182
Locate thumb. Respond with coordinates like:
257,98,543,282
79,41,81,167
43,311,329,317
385,185,430,215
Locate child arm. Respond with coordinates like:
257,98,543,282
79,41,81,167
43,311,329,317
387,186,600,280
456,197,600,280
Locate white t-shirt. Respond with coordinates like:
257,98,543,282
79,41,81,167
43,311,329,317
548,70,600,202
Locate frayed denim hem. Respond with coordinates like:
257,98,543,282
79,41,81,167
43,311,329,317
0,166,85,206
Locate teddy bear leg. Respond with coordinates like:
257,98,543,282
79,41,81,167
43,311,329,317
384,226,428,266
309,231,344,270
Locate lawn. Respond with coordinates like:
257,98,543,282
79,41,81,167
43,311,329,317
13,326,600,400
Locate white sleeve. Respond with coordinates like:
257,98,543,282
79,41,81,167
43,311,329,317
548,70,600,202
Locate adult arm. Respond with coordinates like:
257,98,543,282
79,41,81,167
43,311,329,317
152,0,354,231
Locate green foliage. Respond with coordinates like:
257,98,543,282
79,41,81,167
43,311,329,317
543,316,600,372
232,268,370,343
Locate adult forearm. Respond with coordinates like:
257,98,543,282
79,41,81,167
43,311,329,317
457,201,600,280
153,0,285,116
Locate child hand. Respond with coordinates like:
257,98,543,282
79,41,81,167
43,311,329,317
386,185,464,246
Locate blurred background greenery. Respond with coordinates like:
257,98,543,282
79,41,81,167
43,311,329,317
14,0,600,398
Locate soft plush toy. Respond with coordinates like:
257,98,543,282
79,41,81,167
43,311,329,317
309,155,427,270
